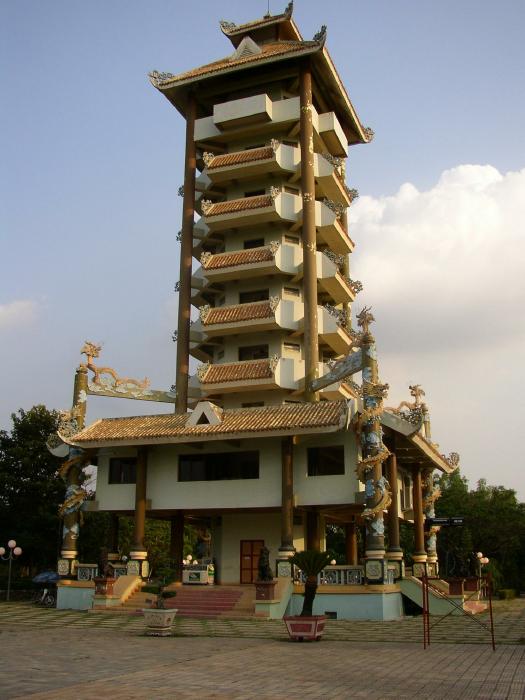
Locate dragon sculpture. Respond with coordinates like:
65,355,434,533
81,341,150,390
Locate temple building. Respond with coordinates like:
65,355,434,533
52,4,459,619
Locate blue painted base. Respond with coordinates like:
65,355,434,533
57,584,94,610
287,592,403,621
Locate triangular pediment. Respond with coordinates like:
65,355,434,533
186,401,224,427
230,36,262,62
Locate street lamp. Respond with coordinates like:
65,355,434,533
0,540,23,601
476,551,490,579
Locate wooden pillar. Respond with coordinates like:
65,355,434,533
306,510,320,551
345,520,358,565
386,452,402,555
175,92,197,414
299,60,319,402
131,447,148,555
170,511,185,583
412,465,426,560
279,437,295,554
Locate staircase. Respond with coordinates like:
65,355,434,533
121,585,255,619
400,576,487,616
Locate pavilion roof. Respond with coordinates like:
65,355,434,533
69,400,348,447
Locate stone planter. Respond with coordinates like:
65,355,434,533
142,608,177,637
283,615,326,642
93,576,116,596
255,580,277,600
447,578,465,596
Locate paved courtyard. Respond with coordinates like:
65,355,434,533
1,600,524,699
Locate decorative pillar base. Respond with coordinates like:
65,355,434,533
412,554,428,578
58,551,78,578
276,546,295,578
128,550,149,579
365,558,388,584
386,550,404,580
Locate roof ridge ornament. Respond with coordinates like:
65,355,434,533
313,25,327,44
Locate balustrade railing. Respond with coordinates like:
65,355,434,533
294,565,364,586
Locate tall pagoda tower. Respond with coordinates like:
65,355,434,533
150,2,372,414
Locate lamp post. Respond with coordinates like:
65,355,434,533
0,540,23,601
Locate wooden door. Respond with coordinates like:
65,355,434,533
240,540,264,584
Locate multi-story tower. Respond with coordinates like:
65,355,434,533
59,5,458,619
150,3,372,413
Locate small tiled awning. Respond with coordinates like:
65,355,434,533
203,300,274,325
204,194,273,217
203,247,274,270
206,147,274,170
200,359,275,384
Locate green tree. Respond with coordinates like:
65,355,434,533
0,406,64,572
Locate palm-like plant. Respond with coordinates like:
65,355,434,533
289,550,331,616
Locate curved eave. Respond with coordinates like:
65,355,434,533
149,44,321,118
312,47,372,145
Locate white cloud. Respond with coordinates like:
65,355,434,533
350,165,525,351
0,300,38,331
349,165,525,498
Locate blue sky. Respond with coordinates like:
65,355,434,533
2,1,524,498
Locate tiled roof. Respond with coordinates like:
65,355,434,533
204,300,274,325
207,147,274,170
70,401,347,445
151,41,318,87
220,9,294,37
204,247,274,270
205,195,273,217
200,359,275,384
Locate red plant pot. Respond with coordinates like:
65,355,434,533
283,615,326,642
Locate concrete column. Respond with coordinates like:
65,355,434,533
306,510,320,551
299,60,319,402
345,520,358,565
59,365,88,577
131,447,148,560
170,511,185,583
279,437,295,555
175,92,197,414
412,465,427,576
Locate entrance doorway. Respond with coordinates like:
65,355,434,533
240,540,264,583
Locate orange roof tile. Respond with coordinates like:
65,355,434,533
204,300,274,325
205,194,273,217
207,147,274,170
204,247,274,270
70,401,347,445
151,41,318,87
200,359,275,384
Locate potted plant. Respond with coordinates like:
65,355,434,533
142,573,178,637
284,550,331,641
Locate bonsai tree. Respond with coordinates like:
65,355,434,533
142,568,177,609
289,550,331,617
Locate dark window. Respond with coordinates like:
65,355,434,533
239,289,269,304
282,140,297,147
239,344,269,361
284,286,300,297
307,446,345,476
108,458,137,484
242,402,264,408
284,186,299,195
244,238,265,249
284,342,301,352
179,451,259,481
285,235,300,245
244,189,265,197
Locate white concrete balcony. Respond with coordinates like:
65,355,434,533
191,297,301,339
318,305,354,355
315,200,354,255
195,95,348,156
314,153,351,206
197,241,301,283
317,250,360,304
189,356,299,396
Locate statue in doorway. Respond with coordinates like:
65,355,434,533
195,528,212,560
257,546,274,581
